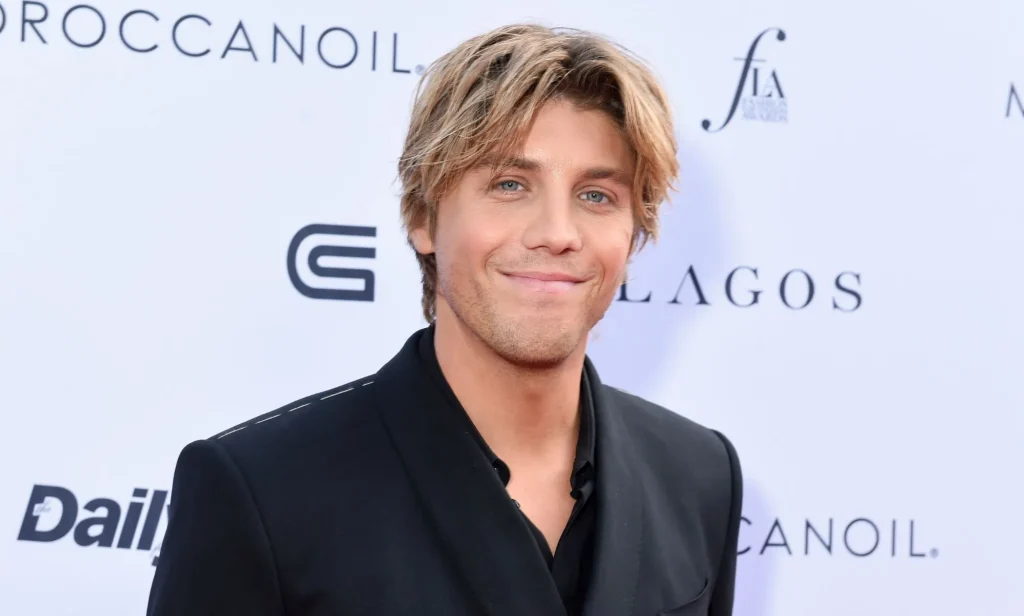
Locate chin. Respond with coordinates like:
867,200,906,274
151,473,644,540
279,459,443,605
484,314,587,368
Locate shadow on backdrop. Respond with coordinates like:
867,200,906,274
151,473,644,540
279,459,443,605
734,481,775,616
587,144,726,400
587,144,774,616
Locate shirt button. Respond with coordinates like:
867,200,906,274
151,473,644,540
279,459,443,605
512,499,521,508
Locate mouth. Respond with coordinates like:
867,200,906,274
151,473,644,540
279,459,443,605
500,271,588,294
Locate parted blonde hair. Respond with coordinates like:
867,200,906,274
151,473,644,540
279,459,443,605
398,24,679,322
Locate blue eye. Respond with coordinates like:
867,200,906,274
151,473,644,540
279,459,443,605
582,190,609,204
496,180,522,192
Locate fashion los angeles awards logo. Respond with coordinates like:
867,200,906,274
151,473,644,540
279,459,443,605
702,28,788,132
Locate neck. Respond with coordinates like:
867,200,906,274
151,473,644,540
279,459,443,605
432,305,585,467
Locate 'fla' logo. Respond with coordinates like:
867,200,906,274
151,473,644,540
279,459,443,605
702,28,788,133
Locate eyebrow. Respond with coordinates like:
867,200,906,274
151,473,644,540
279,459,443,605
477,154,632,188
580,166,632,188
477,154,541,173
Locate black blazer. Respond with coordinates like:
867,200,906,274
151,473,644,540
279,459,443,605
147,328,743,616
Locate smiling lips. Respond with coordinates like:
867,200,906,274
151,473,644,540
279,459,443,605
502,271,587,294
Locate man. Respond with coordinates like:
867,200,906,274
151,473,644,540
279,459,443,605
148,23,742,616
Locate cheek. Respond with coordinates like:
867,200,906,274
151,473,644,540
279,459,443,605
434,208,508,275
592,220,634,284
601,248,630,288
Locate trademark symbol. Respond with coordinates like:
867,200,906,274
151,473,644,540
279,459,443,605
929,548,939,558
415,65,425,75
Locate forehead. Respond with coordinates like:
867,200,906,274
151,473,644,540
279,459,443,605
474,101,634,180
528,101,631,164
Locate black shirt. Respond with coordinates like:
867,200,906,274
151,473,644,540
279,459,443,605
418,326,597,615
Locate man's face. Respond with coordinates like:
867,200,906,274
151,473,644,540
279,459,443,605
412,99,635,367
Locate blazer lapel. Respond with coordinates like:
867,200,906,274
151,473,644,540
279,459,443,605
372,330,565,616
581,358,645,616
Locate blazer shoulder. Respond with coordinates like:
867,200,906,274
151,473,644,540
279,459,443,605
207,373,380,459
604,385,729,451
602,384,740,490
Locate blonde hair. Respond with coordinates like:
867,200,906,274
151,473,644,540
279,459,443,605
398,24,679,322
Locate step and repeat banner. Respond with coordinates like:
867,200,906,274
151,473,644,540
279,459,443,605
1,0,1021,614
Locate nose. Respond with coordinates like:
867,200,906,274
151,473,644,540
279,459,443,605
521,191,583,255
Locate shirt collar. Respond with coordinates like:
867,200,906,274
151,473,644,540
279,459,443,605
418,324,596,491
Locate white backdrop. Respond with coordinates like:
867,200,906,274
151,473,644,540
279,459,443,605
1,0,1022,614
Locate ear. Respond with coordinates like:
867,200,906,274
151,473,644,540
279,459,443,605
409,226,435,255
